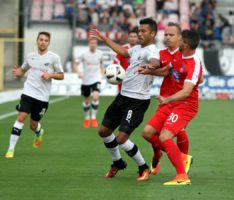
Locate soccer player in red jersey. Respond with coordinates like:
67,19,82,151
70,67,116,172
113,29,138,91
138,29,202,185
140,23,191,176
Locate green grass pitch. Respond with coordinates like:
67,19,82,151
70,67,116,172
0,96,234,200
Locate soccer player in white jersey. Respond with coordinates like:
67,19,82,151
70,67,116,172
74,38,104,128
90,18,160,181
5,32,64,158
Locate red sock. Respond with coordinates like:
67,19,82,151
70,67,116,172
162,139,186,174
177,129,189,154
147,135,163,159
148,135,164,150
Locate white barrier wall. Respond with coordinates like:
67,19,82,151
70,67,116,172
51,74,234,100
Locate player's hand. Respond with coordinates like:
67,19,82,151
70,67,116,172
90,26,105,41
136,66,149,75
41,72,51,80
78,74,83,79
12,66,22,78
156,95,170,105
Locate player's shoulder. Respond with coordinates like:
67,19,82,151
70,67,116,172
131,44,141,50
47,51,60,58
159,48,169,54
26,51,37,57
96,49,103,55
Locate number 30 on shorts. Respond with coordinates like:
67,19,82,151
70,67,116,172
168,113,179,123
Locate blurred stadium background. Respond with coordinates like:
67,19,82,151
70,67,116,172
0,0,234,100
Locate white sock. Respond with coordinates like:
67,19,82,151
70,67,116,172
120,139,145,166
35,123,41,134
103,133,121,161
8,121,24,150
91,100,99,119
9,135,20,150
82,102,90,120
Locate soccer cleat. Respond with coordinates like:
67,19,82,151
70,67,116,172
5,149,14,158
137,164,150,181
91,119,98,128
184,155,193,174
163,173,191,186
150,159,160,175
33,129,44,148
105,159,127,178
83,119,90,128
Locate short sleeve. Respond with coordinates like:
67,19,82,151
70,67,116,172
53,55,64,72
185,57,201,85
147,45,160,61
21,55,30,70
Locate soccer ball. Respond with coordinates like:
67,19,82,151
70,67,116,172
104,64,125,85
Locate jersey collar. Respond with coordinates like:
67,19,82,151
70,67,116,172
168,47,179,55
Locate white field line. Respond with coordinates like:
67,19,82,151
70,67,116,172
0,96,70,120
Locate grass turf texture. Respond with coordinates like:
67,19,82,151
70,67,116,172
0,96,234,200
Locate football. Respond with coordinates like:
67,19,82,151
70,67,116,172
104,64,125,85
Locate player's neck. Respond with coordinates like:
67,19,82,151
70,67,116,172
38,49,48,55
168,46,179,53
182,49,195,57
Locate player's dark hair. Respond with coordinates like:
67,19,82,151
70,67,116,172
129,27,138,35
167,22,181,34
182,30,200,49
37,32,51,40
139,18,158,33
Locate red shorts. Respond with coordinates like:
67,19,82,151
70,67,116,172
148,103,198,136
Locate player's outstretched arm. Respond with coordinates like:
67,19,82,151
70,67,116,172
90,28,129,57
137,65,171,76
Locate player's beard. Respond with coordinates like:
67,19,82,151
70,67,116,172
38,45,48,53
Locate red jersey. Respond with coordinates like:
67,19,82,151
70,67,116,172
113,43,131,70
113,44,131,91
159,48,182,97
171,53,203,108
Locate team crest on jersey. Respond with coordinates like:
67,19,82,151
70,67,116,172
137,56,142,60
44,63,50,66
171,69,180,81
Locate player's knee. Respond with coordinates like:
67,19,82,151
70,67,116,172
17,113,27,123
98,125,111,137
116,133,128,144
159,129,173,142
142,126,155,139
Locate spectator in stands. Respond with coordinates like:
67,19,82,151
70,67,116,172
163,0,179,15
202,12,215,40
98,17,111,32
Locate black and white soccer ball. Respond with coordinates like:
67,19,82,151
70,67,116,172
104,64,125,85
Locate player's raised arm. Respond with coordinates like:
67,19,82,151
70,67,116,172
90,28,129,57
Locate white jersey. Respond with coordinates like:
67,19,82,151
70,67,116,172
78,49,103,85
21,51,63,102
121,44,159,100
